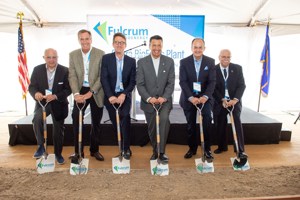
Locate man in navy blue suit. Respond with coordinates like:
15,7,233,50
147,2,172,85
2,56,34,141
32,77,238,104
179,38,216,160
213,49,248,159
101,32,136,159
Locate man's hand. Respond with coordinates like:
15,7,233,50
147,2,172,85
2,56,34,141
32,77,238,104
157,97,166,105
149,97,158,104
34,92,45,101
44,94,57,102
109,96,118,104
190,97,199,105
74,94,85,103
117,94,126,105
83,91,93,100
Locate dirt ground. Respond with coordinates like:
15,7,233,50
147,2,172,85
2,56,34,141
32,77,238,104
0,165,299,200
1,111,300,199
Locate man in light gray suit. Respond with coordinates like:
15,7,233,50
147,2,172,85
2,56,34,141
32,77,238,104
136,35,175,163
68,29,105,162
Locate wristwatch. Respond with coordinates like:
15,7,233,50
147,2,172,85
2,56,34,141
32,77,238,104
90,89,95,94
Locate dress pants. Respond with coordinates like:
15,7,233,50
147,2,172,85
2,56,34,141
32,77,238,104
183,102,212,153
72,87,103,154
214,103,245,152
144,105,171,154
104,94,131,151
32,103,64,156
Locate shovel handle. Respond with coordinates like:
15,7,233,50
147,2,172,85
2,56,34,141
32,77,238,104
226,105,240,156
112,103,123,154
195,104,205,162
153,104,162,155
38,101,49,152
76,101,86,158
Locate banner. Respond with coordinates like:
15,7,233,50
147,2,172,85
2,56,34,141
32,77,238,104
87,15,205,103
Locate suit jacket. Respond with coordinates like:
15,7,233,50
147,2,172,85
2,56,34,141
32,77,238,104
68,47,105,107
136,54,175,113
213,63,246,111
29,64,71,121
101,52,136,100
179,54,216,110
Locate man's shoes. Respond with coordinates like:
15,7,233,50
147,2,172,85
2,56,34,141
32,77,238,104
205,151,214,160
68,152,84,159
90,152,104,161
159,153,169,163
56,155,65,165
33,145,45,158
238,152,248,159
214,148,228,154
150,153,158,160
123,149,132,160
184,149,196,159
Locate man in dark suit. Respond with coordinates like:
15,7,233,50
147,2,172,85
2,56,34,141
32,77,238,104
179,38,216,160
101,32,136,160
213,49,248,159
136,35,175,163
29,48,71,165
68,29,105,162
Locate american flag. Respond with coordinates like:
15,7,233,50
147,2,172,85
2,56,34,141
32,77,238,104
18,21,30,98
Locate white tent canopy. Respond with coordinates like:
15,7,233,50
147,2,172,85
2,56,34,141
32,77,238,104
1,0,300,34
0,0,300,113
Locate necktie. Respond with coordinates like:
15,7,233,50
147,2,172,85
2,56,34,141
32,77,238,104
196,62,200,80
223,68,227,79
115,59,122,92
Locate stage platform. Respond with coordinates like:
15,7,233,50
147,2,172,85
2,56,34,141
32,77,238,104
8,104,284,146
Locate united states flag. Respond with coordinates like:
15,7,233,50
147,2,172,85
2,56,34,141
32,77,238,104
18,21,30,98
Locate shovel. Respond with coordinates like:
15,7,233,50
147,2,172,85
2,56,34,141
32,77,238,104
226,105,250,171
70,101,89,175
112,103,130,174
194,104,214,173
150,103,169,176
36,100,55,174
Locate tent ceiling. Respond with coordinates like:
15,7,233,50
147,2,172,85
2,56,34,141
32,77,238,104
0,0,300,29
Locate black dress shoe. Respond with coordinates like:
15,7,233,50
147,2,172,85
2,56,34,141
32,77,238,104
205,151,214,160
213,148,228,154
69,152,84,159
123,149,132,160
90,152,104,161
150,153,158,160
184,150,196,159
159,153,169,163
238,152,248,159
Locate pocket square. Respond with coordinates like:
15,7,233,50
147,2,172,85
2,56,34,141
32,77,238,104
58,82,64,85
204,66,208,70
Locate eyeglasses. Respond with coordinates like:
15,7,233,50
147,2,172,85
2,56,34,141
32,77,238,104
221,56,231,59
45,56,58,59
114,41,126,45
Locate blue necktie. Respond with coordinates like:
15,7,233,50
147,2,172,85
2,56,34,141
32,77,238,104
196,62,200,80
115,59,122,92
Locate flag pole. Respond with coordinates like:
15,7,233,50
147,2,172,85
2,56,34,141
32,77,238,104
257,71,263,112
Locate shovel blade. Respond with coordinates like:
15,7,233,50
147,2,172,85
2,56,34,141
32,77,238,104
195,157,214,173
36,154,55,174
70,158,89,175
150,160,169,176
230,157,250,171
112,157,130,174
